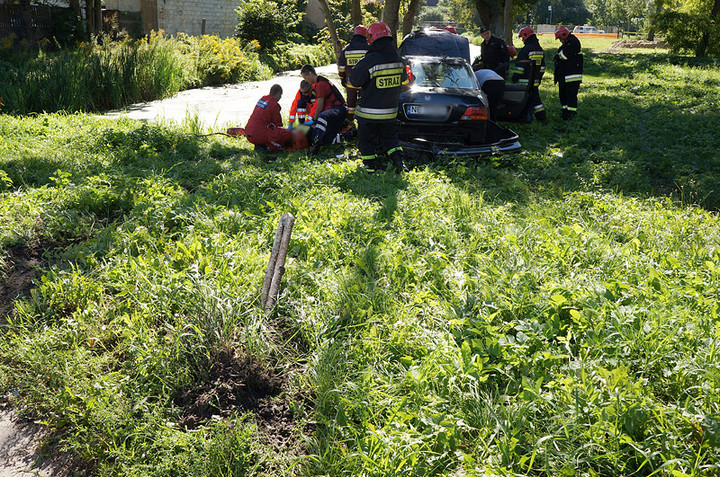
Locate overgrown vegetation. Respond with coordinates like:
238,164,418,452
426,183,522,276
0,31,333,115
1,38,720,476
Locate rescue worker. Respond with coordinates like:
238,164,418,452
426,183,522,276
244,84,293,151
338,25,370,88
474,69,504,122
287,80,315,128
347,21,408,173
511,26,546,121
300,64,348,154
472,26,510,78
337,25,370,125
554,26,583,120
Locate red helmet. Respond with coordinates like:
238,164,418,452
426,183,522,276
353,25,368,38
444,25,457,34
367,21,392,44
507,45,517,57
519,26,534,41
555,26,571,40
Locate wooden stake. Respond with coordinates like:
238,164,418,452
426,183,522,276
261,213,295,314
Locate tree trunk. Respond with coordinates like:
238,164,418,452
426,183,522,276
381,0,402,41
502,0,513,44
94,0,102,34
69,0,81,16
698,0,720,56
402,0,421,37
474,0,503,37
86,0,95,36
317,0,342,59
352,0,362,29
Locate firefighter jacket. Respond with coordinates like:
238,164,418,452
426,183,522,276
288,89,316,125
510,34,545,86
245,94,284,139
338,35,370,87
347,37,408,122
554,34,583,84
475,35,510,77
313,76,345,114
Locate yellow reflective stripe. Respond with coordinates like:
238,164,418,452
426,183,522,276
362,154,377,160
370,67,404,79
565,74,582,82
387,147,403,155
356,110,398,120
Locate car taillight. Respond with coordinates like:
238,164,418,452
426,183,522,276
461,105,487,121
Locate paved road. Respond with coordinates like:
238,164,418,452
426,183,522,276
105,43,481,129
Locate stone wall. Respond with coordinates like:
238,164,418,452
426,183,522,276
157,0,238,37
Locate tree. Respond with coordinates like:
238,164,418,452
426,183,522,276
402,0,423,36
382,0,403,39
317,0,343,57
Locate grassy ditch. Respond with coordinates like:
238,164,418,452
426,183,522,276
0,41,719,475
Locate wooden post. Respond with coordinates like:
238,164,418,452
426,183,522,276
201,18,206,36
261,213,295,314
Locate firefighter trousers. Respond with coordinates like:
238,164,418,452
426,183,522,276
357,119,403,169
558,81,580,114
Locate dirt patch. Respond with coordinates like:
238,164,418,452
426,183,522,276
174,349,297,449
0,242,50,325
609,40,667,52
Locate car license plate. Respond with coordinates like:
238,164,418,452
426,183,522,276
407,104,447,117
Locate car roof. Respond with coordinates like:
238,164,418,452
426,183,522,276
405,55,469,65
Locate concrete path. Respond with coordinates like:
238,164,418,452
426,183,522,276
0,409,54,476
105,64,340,129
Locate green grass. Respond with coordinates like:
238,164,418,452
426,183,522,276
1,43,720,476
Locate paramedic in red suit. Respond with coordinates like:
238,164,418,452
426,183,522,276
244,84,293,150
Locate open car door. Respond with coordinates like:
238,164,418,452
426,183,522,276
496,59,536,123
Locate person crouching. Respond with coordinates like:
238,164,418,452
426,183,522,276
244,84,293,151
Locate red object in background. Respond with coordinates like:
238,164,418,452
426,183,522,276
226,127,245,136
508,45,517,57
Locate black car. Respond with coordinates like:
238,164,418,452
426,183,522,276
397,30,521,158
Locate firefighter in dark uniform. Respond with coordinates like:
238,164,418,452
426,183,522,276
338,25,370,122
554,26,583,120
472,26,510,79
511,26,546,121
347,21,408,173
300,64,348,154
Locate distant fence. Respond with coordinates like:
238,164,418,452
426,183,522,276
0,4,72,42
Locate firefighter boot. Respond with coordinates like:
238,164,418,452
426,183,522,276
561,109,569,120
389,150,409,174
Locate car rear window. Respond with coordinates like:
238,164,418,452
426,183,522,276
410,61,476,89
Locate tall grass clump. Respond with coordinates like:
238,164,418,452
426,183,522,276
0,31,277,114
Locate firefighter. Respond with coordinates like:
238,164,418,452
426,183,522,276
338,25,370,125
554,26,583,120
338,25,370,88
300,64,348,155
287,80,315,128
511,26,546,121
347,21,408,173
244,84,293,151
472,26,510,78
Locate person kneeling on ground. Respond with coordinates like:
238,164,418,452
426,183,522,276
244,84,293,151
300,64,348,155
288,80,316,128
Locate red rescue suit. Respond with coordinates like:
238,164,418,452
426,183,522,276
244,94,293,150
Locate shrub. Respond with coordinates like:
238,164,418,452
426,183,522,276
656,11,720,57
234,0,300,50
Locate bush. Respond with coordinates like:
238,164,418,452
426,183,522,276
234,0,300,50
656,11,720,57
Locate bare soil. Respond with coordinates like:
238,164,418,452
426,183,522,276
609,40,667,52
0,242,46,325
174,349,298,452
